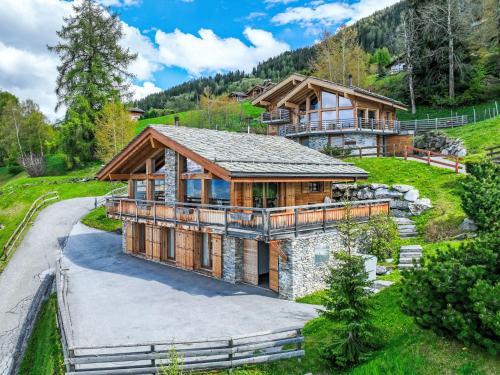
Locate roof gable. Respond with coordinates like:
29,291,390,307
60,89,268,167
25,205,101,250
251,73,306,107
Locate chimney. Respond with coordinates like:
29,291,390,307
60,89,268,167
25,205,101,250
348,74,353,87
174,115,179,127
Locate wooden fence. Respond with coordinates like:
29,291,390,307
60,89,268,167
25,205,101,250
486,145,500,164
63,326,304,374
1,191,59,260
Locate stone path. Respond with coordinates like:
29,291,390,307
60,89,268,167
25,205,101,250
0,197,95,375
398,245,423,270
393,217,418,238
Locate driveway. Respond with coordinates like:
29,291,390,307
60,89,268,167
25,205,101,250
61,223,318,348
0,197,95,375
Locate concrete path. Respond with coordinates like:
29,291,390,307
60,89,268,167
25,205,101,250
0,197,95,375
61,223,318,348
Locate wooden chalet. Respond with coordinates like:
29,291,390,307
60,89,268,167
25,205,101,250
97,125,390,299
253,74,412,154
128,107,145,121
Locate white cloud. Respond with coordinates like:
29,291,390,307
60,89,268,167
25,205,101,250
265,0,298,4
99,0,140,7
245,12,267,20
272,0,400,30
131,81,162,101
155,27,289,75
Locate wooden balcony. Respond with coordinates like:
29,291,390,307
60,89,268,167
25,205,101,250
261,109,290,124
280,119,400,136
106,198,390,241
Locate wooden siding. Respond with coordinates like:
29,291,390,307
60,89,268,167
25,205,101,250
269,241,279,293
243,239,258,285
386,134,414,155
212,234,223,278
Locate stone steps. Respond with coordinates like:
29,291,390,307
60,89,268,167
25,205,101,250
393,218,418,238
369,280,394,294
398,245,423,270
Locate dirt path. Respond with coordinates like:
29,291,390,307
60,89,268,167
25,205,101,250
0,197,95,375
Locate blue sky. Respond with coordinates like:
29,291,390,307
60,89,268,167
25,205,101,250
0,0,400,120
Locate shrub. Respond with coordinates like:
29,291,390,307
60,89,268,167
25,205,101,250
401,232,499,354
362,215,398,260
321,251,376,368
322,144,351,158
461,161,499,233
7,163,23,175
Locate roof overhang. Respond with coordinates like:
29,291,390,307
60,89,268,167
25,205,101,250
251,73,306,107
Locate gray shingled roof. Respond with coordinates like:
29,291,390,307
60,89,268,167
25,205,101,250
151,125,368,178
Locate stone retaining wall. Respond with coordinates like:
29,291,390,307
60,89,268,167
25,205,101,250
414,131,467,157
332,183,432,217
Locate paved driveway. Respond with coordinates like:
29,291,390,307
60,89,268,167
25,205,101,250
61,223,318,348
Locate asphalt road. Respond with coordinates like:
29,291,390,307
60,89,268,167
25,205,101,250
0,197,95,375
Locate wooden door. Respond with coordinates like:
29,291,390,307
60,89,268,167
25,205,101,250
145,225,153,259
212,234,222,278
243,239,258,285
125,222,135,253
160,228,168,261
151,226,162,260
269,241,280,293
193,232,202,270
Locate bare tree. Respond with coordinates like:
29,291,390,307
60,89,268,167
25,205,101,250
418,0,471,101
401,10,417,114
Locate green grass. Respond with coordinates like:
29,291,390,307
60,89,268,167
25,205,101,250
18,295,64,375
442,117,500,158
396,99,499,121
136,101,264,134
346,157,465,239
0,161,120,267
81,206,122,232
231,286,499,375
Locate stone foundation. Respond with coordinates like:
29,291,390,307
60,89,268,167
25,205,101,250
222,236,244,283
298,133,379,155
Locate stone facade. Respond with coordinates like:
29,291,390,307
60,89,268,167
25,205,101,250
299,133,378,155
279,231,344,300
164,148,177,204
122,222,128,253
222,236,244,283
308,135,329,151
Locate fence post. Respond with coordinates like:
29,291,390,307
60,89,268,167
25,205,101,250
224,207,228,234
404,145,408,160
455,157,459,174
393,143,396,157
473,107,476,123
427,151,431,165
359,147,362,158
496,101,498,116
228,338,234,369
151,345,155,368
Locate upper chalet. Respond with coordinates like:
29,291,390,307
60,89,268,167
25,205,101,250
252,74,411,154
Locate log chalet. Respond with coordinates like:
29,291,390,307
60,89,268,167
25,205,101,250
97,125,390,299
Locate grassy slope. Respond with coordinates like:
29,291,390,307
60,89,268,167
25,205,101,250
0,159,120,264
235,286,498,375
135,101,264,134
18,295,64,375
396,99,499,121
443,117,500,157
346,157,465,238
81,206,122,232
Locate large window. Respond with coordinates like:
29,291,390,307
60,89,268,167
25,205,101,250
201,233,212,269
153,179,165,201
321,91,337,108
322,110,336,123
338,109,354,121
338,95,352,107
134,180,147,200
309,95,319,110
253,183,278,208
185,179,201,203
309,111,319,129
209,180,230,205
186,159,203,173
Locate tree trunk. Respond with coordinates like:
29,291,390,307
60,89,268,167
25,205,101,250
448,0,455,100
408,64,416,114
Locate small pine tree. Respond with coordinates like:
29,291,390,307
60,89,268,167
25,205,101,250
321,251,376,369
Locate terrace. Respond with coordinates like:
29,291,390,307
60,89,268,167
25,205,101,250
105,197,390,241
279,118,400,137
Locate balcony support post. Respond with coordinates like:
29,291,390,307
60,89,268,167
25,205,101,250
119,199,122,220
294,208,299,238
135,200,138,222
173,203,177,227
196,207,201,230
224,207,228,235
153,202,157,225
322,207,326,232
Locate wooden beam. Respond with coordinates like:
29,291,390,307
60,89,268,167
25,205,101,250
284,101,299,109
230,177,359,183
109,173,165,180
180,172,214,180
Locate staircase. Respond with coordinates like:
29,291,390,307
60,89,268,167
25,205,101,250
398,245,423,270
393,217,418,238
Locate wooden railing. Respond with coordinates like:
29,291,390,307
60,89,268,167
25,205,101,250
1,191,59,260
64,326,304,374
261,108,290,123
106,198,390,241
486,145,500,164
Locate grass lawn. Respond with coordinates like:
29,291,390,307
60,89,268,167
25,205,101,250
136,101,264,134
346,157,465,240
0,160,120,267
396,99,499,121
443,117,500,158
231,286,499,375
81,206,122,232
18,295,64,375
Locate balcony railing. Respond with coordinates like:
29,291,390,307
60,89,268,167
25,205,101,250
261,109,290,124
106,198,390,241
280,118,400,136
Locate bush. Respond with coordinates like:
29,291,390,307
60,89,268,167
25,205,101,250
361,215,399,260
321,251,376,368
401,232,499,354
323,144,351,158
461,161,499,233
7,163,23,175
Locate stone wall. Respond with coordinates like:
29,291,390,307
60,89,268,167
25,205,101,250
308,135,329,151
414,131,467,157
304,133,378,155
164,148,177,203
222,236,244,283
332,183,432,217
279,231,344,300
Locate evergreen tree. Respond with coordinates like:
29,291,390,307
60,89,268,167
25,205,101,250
48,0,136,166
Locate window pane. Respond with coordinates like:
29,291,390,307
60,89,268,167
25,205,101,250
154,179,165,201
209,180,230,205
322,110,336,123
338,109,353,120
314,243,329,265
338,95,352,107
202,233,211,268
309,112,319,129
310,95,319,110
186,159,203,173
266,183,278,208
253,183,264,208
168,229,175,259
321,91,337,108
134,180,147,200
368,110,376,120
186,180,201,203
